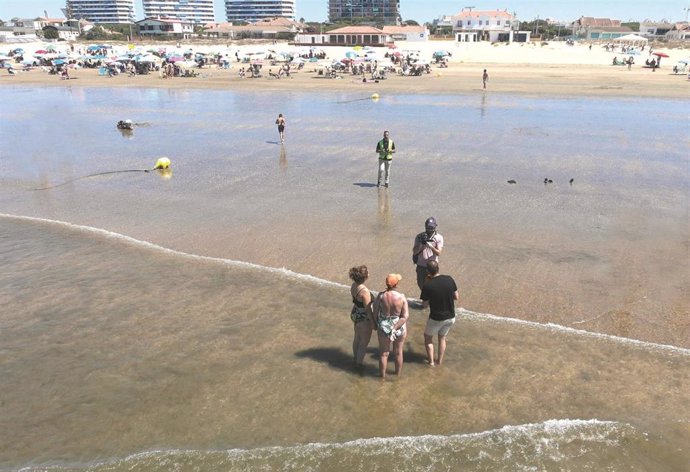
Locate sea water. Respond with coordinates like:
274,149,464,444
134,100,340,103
0,86,688,470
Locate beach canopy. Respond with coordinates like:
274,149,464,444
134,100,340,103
136,54,160,63
615,34,648,44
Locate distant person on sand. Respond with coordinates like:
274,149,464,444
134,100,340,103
376,130,395,188
482,69,489,89
349,265,374,368
275,113,286,143
372,274,409,379
412,217,444,290
420,261,459,366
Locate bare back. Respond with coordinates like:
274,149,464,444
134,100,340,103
377,290,408,320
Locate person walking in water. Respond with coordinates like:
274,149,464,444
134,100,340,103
375,130,395,188
482,69,489,89
276,113,286,143
420,261,459,366
371,274,409,379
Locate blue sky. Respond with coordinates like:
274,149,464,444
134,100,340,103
1,1,688,23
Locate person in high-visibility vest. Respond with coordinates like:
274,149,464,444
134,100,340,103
375,130,396,188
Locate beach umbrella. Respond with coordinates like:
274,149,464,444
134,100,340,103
652,51,669,66
433,50,450,58
52,59,66,65
345,51,358,58
34,49,49,55
167,56,184,62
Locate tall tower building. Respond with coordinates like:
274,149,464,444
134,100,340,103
142,0,216,23
65,0,135,24
224,0,296,23
328,0,400,25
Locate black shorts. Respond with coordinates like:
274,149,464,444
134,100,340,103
278,125,285,132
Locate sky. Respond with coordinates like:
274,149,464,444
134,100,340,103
1,0,688,23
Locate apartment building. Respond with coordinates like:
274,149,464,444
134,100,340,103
451,8,520,42
65,0,135,24
142,0,216,24
224,0,296,23
328,0,400,25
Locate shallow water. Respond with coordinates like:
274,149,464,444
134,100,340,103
0,86,688,470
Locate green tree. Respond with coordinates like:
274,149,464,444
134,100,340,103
403,20,419,26
43,27,59,39
621,22,640,32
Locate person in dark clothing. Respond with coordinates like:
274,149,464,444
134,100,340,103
420,261,459,366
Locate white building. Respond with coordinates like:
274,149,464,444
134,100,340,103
639,21,674,38
381,25,429,42
135,17,194,38
451,8,522,42
665,22,690,40
142,0,216,24
224,0,295,23
66,0,135,24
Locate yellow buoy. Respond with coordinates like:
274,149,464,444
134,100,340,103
154,157,171,169
371,93,379,100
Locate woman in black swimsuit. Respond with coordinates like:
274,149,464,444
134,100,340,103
276,113,286,143
349,265,373,368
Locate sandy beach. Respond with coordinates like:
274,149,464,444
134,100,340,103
1,37,689,472
2,40,689,98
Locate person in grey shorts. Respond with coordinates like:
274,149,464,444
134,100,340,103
420,261,459,366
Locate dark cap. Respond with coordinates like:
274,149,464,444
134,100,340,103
425,217,437,228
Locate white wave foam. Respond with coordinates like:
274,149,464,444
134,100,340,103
457,308,690,356
17,418,631,472
0,212,347,290
2,212,688,357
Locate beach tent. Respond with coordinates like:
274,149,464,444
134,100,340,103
615,34,648,46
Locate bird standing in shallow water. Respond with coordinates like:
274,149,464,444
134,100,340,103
569,178,574,185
